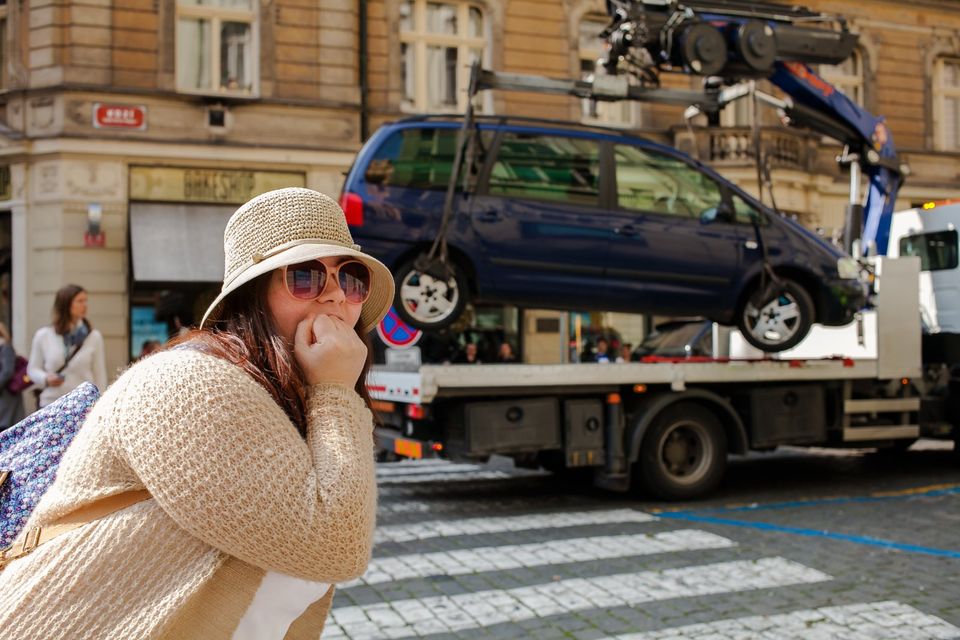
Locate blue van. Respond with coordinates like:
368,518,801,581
341,116,866,352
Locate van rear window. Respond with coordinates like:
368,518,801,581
365,128,458,190
898,230,959,271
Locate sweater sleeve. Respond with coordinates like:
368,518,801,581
26,329,48,389
109,351,377,583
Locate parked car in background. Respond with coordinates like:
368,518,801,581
634,319,713,360
341,116,867,352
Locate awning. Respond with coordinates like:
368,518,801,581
130,202,235,282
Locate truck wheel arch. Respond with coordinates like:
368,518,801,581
626,389,749,464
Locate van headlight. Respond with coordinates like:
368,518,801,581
837,257,860,280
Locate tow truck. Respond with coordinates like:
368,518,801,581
366,1,956,500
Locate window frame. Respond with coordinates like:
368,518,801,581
933,57,960,151
477,128,607,209
819,49,864,107
612,141,733,222
898,229,959,272
399,0,487,113
175,0,260,99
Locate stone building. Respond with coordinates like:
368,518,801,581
1,0,959,374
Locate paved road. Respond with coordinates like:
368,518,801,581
325,441,960,639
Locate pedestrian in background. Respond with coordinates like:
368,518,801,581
0,188,394,639
27,284,106,409
0,321,25,430
455,342,481,364
496,341,517,362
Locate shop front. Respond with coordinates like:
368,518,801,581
127,166,305,360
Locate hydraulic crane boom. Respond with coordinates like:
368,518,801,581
601,0,906,254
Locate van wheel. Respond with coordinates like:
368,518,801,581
635,403,727,500
394,258,469,331
737,278,814,352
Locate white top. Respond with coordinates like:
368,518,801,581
232,572,332,639
27,325,107,407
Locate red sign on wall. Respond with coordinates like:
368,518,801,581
93,103,147,130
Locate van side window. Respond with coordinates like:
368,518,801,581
366,128,458,190
899,230,959,271
732,194,766,225
615,144,722,218
487,133,600,206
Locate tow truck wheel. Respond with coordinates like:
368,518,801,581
737,279,814,352
636,403,727,500
394,258,469,331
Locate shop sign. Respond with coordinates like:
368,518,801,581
93,103,147,130
129,167,306,205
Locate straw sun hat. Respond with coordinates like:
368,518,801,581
200,187,394,334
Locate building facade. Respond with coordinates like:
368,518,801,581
2,0,960,376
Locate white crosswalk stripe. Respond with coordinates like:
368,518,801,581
376,462,486,477
376,469,520,485
603,601,960,639
349,529,736,587
326,557,830,638
374,508,658,544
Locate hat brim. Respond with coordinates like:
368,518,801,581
200,243,395,335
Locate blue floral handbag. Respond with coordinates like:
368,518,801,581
0,382,99,548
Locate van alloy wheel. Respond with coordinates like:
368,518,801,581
737,279,814,352
394,259,469,330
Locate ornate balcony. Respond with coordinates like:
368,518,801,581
670,125,821,173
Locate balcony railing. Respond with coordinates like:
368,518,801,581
671,126,820,173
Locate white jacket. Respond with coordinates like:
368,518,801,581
27,325,107,407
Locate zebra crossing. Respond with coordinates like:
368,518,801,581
324,459,960,639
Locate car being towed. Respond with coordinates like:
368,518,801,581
340,116,867,352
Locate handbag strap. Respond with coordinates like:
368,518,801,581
57,320,92,375
0,489,151,569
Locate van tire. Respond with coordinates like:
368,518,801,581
635,403,727,500
737,278,814,352
394,258,469,331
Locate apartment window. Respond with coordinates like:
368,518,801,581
400,0,486,112
579,18,637,128
820,50,863,106
934,58,960,150
176,0,257,96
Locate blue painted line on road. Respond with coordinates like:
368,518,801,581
664,485,960,516
657,512,960,559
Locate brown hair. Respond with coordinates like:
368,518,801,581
0,321,10,343
168,274,374,437
52,284,87,336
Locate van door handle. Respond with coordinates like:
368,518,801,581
614,225,637,236
477,209,501,222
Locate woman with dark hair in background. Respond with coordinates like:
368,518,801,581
26,284,106,408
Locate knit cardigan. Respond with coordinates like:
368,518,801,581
0,348,377,639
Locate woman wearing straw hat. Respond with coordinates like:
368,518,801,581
0,188,394,639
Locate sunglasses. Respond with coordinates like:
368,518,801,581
283,259,371,304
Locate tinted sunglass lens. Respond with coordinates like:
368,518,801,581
286,262,326,299
339,262,371,303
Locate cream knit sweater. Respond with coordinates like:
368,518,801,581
0,348,377,639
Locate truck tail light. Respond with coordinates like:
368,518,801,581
407,404,426,420
340,192,364,226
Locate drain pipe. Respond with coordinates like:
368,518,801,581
358,0,370,142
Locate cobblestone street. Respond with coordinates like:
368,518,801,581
326,442,960,639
